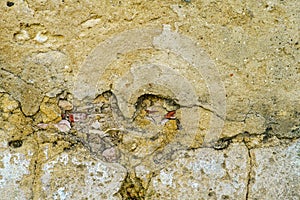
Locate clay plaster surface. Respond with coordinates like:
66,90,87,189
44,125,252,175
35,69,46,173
0,0,299,199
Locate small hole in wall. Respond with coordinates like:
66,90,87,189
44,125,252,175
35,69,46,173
52,141,58,147
8,140,23,148
6,1,14,7
222,195,230,199
208,190,216,197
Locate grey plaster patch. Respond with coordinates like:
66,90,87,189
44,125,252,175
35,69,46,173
0,133,36,200
249,139,300,200
39,147,127,199
146,143,249,199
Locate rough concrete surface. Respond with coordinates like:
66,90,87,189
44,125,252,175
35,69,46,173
0,0,299,199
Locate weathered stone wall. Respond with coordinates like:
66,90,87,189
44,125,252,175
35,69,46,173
0,0,299,199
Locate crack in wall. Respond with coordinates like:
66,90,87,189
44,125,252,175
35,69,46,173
31,132,40,200
1,89,299,199
29,131,85,200
245,143,252,200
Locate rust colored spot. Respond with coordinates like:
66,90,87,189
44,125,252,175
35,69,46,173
165,110,176,119
69,114,75,123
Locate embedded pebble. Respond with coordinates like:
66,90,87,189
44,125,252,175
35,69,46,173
53,120,71,132
81,18,101,28
14,30,30,41
58,100,73,111
34,31,48,43
37,120,71,133
102,147,119,162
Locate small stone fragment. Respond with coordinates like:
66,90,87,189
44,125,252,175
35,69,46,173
40,97,61,123
37,120,71,133
14,30,30,41
81,18,101,28
37,123,49,129
58,100,73,111
34,31,48,43
45,88,63,98
102,147,119,162
53,120,71,132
